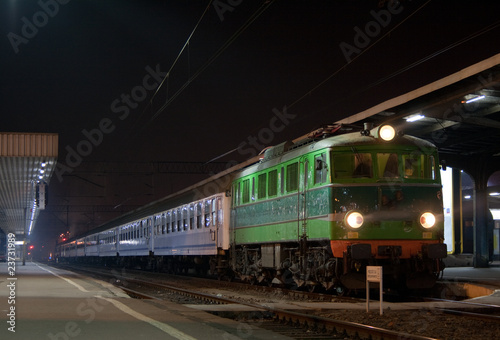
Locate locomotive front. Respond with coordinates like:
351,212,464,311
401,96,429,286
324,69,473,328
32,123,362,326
330,125,447,289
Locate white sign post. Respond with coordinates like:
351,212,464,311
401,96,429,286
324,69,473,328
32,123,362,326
366,266,383,315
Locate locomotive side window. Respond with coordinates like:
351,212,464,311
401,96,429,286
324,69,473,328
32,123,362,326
234,182,240,206
314,153,327,184
268,170,277,197
280,167,285,194
378,153,399,178
242,179,250,204
286,162,299,192
258,173,267,199
251,177,255,201
333,153,372,178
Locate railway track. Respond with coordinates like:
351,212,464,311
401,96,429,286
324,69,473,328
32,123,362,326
421,296,500,323
53,263,439,340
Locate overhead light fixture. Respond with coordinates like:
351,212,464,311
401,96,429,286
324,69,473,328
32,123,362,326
463,95,485,104
490,192,500,196
464,195,471,199
404,114,425,122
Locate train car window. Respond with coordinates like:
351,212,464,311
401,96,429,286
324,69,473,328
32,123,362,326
183,207,188,231
286,162,299,192
177,208,182,232
166,212,171,233
196,202,202,229
314,153,327,184
268,170,277,197
258,173,267,199
189,204,194,230
378,153,399,178
242,179,250,204
212,199,217,226
205,200,211,227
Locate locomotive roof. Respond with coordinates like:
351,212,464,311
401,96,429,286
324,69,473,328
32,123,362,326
239,129,437,177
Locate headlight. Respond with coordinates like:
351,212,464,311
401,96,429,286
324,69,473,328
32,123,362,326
345,211,364,229
378,125,396,141
420,212,436,229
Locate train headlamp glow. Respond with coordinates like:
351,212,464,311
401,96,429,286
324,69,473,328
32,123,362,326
345,211,364,229
419,212,436,229
378,125,396,141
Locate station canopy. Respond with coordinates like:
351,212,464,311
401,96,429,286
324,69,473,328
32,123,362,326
0,133,58,242
333,53,500,205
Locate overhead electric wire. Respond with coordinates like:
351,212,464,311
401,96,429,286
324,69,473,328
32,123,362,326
353,19,500,96
138,0,276,135
136,0,214,124
205,0,432,163
286,0,432,112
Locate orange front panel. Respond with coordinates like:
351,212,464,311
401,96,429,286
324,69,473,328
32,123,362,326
331,240,441,259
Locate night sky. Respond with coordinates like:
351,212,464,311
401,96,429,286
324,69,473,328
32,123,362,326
2,0,500,249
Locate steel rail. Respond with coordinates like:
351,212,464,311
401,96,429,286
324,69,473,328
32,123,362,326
56,264,438,340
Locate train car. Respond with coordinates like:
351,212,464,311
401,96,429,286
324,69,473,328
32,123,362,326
85,234,99,257
153,193,230,256
229,124,446,291
76,237,85,258
56,123,446,291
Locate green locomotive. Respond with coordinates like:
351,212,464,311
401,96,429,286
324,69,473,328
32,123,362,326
230,124,446,291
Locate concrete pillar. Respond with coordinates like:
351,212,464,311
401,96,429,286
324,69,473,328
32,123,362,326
452,168,462,254
473,182,490,267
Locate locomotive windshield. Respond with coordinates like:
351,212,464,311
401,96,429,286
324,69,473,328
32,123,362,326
332,150,438,181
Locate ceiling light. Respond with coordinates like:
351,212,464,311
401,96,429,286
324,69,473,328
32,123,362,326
405,114,425,122
490,192,500,196
464,95,485,104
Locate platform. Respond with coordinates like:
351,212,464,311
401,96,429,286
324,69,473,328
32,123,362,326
0,262,292,340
